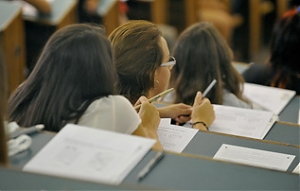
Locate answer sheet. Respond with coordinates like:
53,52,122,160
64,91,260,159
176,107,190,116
243,83,296,115
214,144,295,171
207,105,277,139
158,118,198,153
23,124,155,185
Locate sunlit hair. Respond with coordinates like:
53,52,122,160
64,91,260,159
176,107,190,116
268,8,300,91
170,22,247,105
109,20,163,104
9,24,115,132
0,52,8,165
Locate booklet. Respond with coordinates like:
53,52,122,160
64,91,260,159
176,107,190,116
243,83,296,115
23,124,155,185
183,104,277,140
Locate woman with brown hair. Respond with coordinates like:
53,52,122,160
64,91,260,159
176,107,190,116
166,22,251,109
109,20,215,130
8,23,162,149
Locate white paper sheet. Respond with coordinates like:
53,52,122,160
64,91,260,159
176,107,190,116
292,162,300,174
184,105,277,139
23,124,155,185
157,119,198,153
243,83,296,115
214,144,295,171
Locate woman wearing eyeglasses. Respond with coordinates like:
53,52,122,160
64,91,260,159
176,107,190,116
109,20,215,130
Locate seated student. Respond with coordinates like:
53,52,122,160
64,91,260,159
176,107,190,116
109,20,215,130
0,53,8,166
8,24,162,149
243,6,300,95
164,22,251,109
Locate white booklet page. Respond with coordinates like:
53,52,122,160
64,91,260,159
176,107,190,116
23,124,155,185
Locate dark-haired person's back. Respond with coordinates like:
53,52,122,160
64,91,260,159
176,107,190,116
243,6,300,95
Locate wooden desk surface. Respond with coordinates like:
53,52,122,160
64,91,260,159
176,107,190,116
22,0,77,26
0,1,21,30
9,131,299,190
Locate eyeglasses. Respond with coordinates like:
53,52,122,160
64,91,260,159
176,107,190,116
161,56,176,68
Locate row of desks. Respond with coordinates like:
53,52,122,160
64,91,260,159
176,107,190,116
6,116,299,190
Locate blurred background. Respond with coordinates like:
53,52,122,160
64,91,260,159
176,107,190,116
1,0,299,94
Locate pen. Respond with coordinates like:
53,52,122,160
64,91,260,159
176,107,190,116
134,88,174,110
10,124,45,139
137,151,165,180
202,79,217,98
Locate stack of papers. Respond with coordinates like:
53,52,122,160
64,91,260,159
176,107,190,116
23,124,155,185
243,83,296,115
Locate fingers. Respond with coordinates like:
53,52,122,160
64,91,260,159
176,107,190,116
193,91,203,107
134,96,149,107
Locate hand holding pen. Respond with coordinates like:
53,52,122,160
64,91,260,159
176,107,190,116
191,91,216,131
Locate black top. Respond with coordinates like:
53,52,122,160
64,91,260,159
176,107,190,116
242,63,300,95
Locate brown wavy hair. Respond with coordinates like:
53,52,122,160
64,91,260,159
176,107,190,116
170,22,247,105
109,20,163,104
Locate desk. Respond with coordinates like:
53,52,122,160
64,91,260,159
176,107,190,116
0,167,153,190
23,0,77,71
9,131,299,190
279,96,300,124
0,1,25,94
183,130,300,172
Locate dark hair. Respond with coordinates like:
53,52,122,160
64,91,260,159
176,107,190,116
108,20,163,104
170,22,246,105
0,52,8,165
9,24,115,132
268,8,300,90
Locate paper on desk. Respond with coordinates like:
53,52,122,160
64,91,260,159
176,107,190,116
157,118,198,153
292,162,300,174
184,105,277,139
214,144,295,171
243,83,296,115
23,124,155,185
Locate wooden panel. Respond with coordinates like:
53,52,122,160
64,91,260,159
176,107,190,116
276,0,289,19
2,9,25,94
102,1,119,36
249,0,261,59
57,1,78,30
184,0,198,27
151,0,169,24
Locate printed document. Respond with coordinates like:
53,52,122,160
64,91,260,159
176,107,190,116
209,105,277,139
23,124,155,185
158,118,198,153
243,83,296,115
183,105,277,139
214,144,295,171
